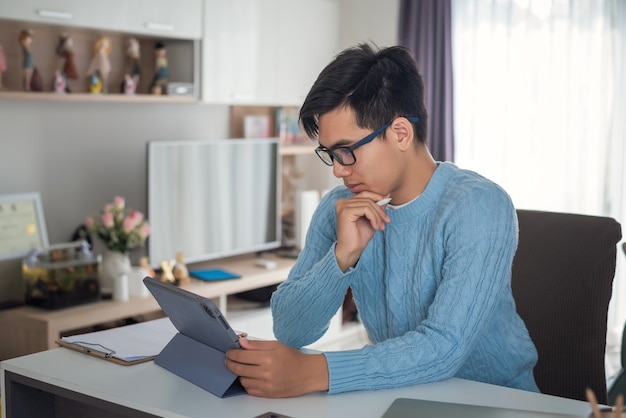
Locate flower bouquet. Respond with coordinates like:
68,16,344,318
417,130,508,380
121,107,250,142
85,196,150,296
85,196,150,253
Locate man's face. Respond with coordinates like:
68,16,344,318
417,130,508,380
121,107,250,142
318,107,401,197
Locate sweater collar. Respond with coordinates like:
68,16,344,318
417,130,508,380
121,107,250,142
386,162,456,223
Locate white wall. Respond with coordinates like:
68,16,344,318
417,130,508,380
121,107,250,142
339,0,400,49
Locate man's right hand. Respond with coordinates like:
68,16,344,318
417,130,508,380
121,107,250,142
334,193,391,272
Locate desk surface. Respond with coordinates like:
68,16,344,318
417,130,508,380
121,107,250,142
1,347,592,418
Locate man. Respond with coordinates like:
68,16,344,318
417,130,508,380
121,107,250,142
225,43,539,398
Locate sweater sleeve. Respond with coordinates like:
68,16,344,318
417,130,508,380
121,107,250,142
271,187,353,348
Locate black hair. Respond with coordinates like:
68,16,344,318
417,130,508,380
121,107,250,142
299,43,428,144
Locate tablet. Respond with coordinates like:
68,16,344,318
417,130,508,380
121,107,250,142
143,277,241,353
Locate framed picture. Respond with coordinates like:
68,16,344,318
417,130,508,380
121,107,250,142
0,192,49,261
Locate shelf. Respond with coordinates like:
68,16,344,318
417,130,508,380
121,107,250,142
0,19,198,100
0,91,197,104
280,144,316,156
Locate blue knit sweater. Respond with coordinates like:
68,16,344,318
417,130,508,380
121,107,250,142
271,162,539,394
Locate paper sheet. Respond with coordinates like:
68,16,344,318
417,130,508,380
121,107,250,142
60,317,177,361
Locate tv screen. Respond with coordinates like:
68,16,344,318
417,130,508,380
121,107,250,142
148,138,281,266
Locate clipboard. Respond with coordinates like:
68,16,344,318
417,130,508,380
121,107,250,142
55,316,177,366
55,339,156,366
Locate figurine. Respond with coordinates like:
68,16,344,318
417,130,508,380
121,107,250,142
126,38,141,87
172,252,190,285
18,29,43,92
52,70,66,93
55,34,78,90
159,259,175,283
150,41,168,95
0,44,6,90
139,257,155,278
121,74,136,94
86,36,111,93
89,71,102,93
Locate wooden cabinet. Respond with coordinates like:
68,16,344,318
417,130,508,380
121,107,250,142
0,0,202,39
202,0,340,105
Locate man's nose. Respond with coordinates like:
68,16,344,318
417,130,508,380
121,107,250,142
333,160,351,178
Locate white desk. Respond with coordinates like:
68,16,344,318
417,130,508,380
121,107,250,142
1,347,593,418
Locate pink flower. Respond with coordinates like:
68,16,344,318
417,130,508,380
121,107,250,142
122,211,144,232
139,222,151,239
102,212,114,228
87,196,150,253
129,210,144,225
113,196,125,209
122,216,135,233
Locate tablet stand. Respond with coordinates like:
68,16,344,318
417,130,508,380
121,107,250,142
155,333,246,398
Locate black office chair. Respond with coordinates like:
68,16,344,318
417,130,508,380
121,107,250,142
511,209,622,404
607,243,626,405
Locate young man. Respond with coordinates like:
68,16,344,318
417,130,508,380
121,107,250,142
225,43,539,398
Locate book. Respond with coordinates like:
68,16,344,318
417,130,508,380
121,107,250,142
189,268,241,281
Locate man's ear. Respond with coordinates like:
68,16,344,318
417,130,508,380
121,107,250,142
390,117,414,151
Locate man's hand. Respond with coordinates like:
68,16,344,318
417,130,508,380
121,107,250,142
225,337,329,398
334,193,391,271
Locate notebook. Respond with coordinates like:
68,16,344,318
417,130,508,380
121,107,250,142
189,268,241,281
382,398,586,418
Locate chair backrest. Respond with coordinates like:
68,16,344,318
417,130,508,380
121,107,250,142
511,209,622,404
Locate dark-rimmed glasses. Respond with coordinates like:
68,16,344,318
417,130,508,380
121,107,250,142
315,116,420,166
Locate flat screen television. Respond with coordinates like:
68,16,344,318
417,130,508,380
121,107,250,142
148,138,281,266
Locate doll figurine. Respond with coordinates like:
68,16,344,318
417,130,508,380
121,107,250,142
52,70,66,93
121,73,136,94
150,41,169,95
139,257,155,278
172,252,190,285
0,44,6,90
89,71,102,93
18,29,43,92
126,38,141,87
86,36,111,93
159,259,175,284
55,34,78,85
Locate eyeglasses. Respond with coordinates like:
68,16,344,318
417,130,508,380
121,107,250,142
315,116,420,166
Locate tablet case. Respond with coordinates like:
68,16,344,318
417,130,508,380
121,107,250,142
143,277,246,398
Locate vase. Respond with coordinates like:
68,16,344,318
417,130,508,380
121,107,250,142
99,249,131,297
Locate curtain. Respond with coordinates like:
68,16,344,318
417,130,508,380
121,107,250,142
452,0,626,368
398,0,455,162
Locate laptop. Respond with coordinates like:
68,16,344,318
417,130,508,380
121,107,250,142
382,398,587,418
143,277,246,397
